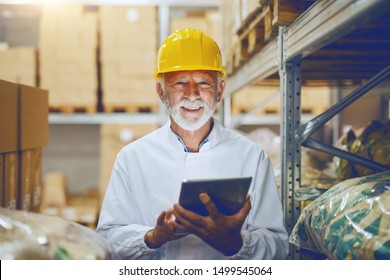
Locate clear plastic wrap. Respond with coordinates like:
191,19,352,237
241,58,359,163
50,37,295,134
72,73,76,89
0,208,110,259
290,170,390,260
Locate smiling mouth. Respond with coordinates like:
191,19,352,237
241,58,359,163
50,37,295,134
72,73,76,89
182,106,202,111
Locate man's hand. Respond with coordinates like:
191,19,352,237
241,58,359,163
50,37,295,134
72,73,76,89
144,209,187,249
173,193,251,256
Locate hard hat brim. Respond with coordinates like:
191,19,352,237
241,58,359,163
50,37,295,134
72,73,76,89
154,66,226,80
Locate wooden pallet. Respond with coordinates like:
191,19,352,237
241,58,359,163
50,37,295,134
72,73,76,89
238,5,275,54
49,105,97,114
227,0,314,76
227,5,276,75
103,104,158,113
266,0,316,26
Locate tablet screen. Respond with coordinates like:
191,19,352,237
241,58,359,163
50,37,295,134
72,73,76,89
178,176,252,217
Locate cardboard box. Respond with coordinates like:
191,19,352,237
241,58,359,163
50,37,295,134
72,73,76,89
41,172,68,209
18,150,33,211
0,153,3,207
0,47,37,87
0,79,18,153
99,6,157,29
39,5,98,109
18,84,49,150
3,152,18,210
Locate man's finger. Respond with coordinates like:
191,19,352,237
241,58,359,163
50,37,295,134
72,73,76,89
164,208,176,224
173,203,207,230
236,195,251,220
156,211,166,226
199,193,221,219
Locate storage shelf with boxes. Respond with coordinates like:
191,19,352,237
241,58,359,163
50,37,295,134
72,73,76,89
39,4,98,113
99,5,159,114
37,4,162,114
0,79,48,213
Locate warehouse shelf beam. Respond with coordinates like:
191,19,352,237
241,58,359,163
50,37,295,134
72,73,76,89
233,114,316,127
49,112,302,126
303,138,389,172
48,113,163,125
283,0,389,63
223,38,278,98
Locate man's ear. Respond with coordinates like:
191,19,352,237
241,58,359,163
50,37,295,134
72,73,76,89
156,82,164,102
217,80,226,102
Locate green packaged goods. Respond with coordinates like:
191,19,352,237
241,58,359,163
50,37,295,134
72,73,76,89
290,170,390,260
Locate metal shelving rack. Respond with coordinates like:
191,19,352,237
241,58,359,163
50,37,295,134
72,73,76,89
225,0,390,259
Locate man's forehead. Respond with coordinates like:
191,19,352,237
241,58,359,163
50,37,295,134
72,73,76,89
164,70,217,79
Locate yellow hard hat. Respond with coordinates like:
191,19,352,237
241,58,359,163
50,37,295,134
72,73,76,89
154,28,226,79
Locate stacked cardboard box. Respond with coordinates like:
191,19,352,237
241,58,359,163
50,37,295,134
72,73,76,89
0,79,48,212
0,46,37,87
170,11,222,50
99,123,158,208
40,172,98,229
99,6,158,112
39,4,98,110
220,0,242,71
40,172,68,210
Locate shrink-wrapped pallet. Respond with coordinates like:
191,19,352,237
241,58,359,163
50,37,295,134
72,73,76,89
290,170,390,260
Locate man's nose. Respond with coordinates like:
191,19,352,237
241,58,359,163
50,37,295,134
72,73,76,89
184,82,200,100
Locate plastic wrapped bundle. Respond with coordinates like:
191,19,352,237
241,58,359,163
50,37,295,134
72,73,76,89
0,208,111,259
290,170,390,260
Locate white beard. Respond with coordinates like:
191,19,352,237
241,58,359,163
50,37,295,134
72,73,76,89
165,97,217,131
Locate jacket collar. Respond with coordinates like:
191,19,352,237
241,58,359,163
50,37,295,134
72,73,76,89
165,118,223,153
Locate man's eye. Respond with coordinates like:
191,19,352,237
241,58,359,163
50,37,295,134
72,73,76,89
198,81,212,88
169,82,186,89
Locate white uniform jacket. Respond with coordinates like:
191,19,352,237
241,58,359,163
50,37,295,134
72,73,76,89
96,119,289,260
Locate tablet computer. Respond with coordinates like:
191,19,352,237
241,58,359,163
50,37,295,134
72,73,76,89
178,176,252,217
